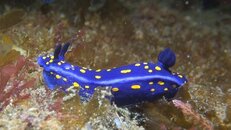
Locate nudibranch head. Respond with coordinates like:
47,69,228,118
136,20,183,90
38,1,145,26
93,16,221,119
37,43,70,68
37,54,54,67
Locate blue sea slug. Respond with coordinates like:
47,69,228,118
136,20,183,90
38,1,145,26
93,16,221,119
37,43,187,106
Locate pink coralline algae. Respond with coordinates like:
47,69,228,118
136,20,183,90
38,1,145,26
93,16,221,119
0,56,36,111
172,99,213,130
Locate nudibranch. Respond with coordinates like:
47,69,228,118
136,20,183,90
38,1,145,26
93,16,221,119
37,43,187,106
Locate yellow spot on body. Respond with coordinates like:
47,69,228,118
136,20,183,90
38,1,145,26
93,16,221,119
89,69,92,71
178,75,183,78
46,62,49,65
71,65,75,70
42,57,46,59
50,72,53,74
95,75,101,79
158,81,165,86
65,67,70,70
63,78,67,82
135,63,141,66
49,60,53,63
131,85,141,90
120,69,131,74
107,69,111,71
50,56,54,59
150,88,155,92
143,62,148,65
144,66,149,69
149,82,154,85
148,69,153,73
164,88,168,91
61,60,65,63
112,87,119,92
85,85,90,89
82,67,87,69
80,69,86,73
73,82,80,88
58,62,62,65
155,66,161,71
96,69,101,72
56,75,61,79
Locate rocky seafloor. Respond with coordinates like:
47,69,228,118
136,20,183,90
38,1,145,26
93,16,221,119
0,0,230,129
